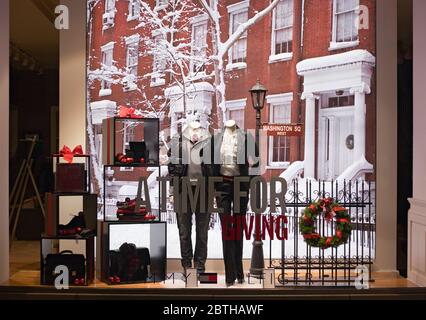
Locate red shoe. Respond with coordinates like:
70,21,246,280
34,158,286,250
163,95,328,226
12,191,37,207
59,227,82,236
116,198,148,216
116,153,134,164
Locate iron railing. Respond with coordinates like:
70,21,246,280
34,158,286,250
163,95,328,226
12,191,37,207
268,179,375,286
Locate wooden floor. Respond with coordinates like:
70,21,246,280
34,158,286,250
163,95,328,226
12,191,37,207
4,241,418,289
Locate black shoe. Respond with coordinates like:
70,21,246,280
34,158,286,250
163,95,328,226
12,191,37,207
226,281,235,287
196,267,205,275
58,212,86,235
237,278,245,284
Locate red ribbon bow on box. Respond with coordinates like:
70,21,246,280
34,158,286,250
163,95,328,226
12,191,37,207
118,105,142,118
60,145,84,164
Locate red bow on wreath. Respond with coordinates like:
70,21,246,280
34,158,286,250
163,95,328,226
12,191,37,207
60,145,84,164
118,105,142,118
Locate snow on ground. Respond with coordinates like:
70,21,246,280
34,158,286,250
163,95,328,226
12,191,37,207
166,221,375,260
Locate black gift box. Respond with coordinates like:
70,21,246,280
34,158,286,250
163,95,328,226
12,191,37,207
128,141,149,161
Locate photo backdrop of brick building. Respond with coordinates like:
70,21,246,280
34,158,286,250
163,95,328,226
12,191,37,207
88,0,376,184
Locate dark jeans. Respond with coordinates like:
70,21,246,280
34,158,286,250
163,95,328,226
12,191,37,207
216,180,249,284
176,187,210,272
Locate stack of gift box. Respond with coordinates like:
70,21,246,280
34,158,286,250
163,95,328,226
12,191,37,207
97,108,167,285
40,145,97,286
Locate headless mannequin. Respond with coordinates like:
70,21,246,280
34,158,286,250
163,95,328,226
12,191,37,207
217,119,247,286
171,119,210,273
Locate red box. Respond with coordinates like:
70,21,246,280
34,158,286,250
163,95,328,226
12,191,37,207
55,163,86,193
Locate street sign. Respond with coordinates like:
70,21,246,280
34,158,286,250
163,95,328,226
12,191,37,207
262,123,304,137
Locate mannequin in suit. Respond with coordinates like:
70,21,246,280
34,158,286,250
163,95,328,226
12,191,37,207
167,120,211,274
212,120,258,286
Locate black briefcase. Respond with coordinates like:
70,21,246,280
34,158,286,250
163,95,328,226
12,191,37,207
44,250,86,285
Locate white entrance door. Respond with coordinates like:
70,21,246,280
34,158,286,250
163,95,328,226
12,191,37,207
318,107,355,180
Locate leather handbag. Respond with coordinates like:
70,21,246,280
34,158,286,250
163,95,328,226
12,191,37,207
44,250,86,285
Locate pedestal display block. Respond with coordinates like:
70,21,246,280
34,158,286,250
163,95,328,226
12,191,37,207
45,193,97,237
97,221,167,284
40,235,95,286
103,166,161,222
102,117,159,167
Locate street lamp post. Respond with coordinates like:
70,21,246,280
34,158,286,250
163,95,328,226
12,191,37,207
249,80,267,277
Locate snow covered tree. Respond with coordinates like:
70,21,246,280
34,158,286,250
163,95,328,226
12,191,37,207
85,0,282,195
136,0,211,121
198,0,281,125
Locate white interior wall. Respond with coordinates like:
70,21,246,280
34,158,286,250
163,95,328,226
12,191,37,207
408,0,426,286
0,0,10,283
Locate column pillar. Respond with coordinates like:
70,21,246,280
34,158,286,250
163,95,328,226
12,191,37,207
59,0,87,227
60,0,87,149
170,112,177,137
0,0,9,283
351,84,370,161
409,0,426,285
375,0,397,272
302,93,319,179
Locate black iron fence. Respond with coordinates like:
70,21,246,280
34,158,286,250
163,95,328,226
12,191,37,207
159,178,376,287
268,179,375,287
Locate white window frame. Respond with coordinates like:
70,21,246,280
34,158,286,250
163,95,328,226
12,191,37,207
226,99,247,129
105,0,115,13
191,15,209,76
100,42,115,97
151,32,166,87
103,0,116,30
226,0,250,71
329,0,360,51
124,35,140,92
269,0,294,63
127,0,140,21
155,0,168,10
267,93,293,168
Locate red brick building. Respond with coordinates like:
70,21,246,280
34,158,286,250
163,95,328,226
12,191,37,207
88,0,376,182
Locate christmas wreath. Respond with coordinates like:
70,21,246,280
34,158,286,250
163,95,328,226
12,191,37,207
299,197,352,249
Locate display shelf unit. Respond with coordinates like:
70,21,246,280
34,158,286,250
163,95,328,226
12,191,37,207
97,221,167,284
40,153,97,287
99,116,166,285
103,165,162,222
45,192,97,236
40,234,95,286
102,117,160,167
